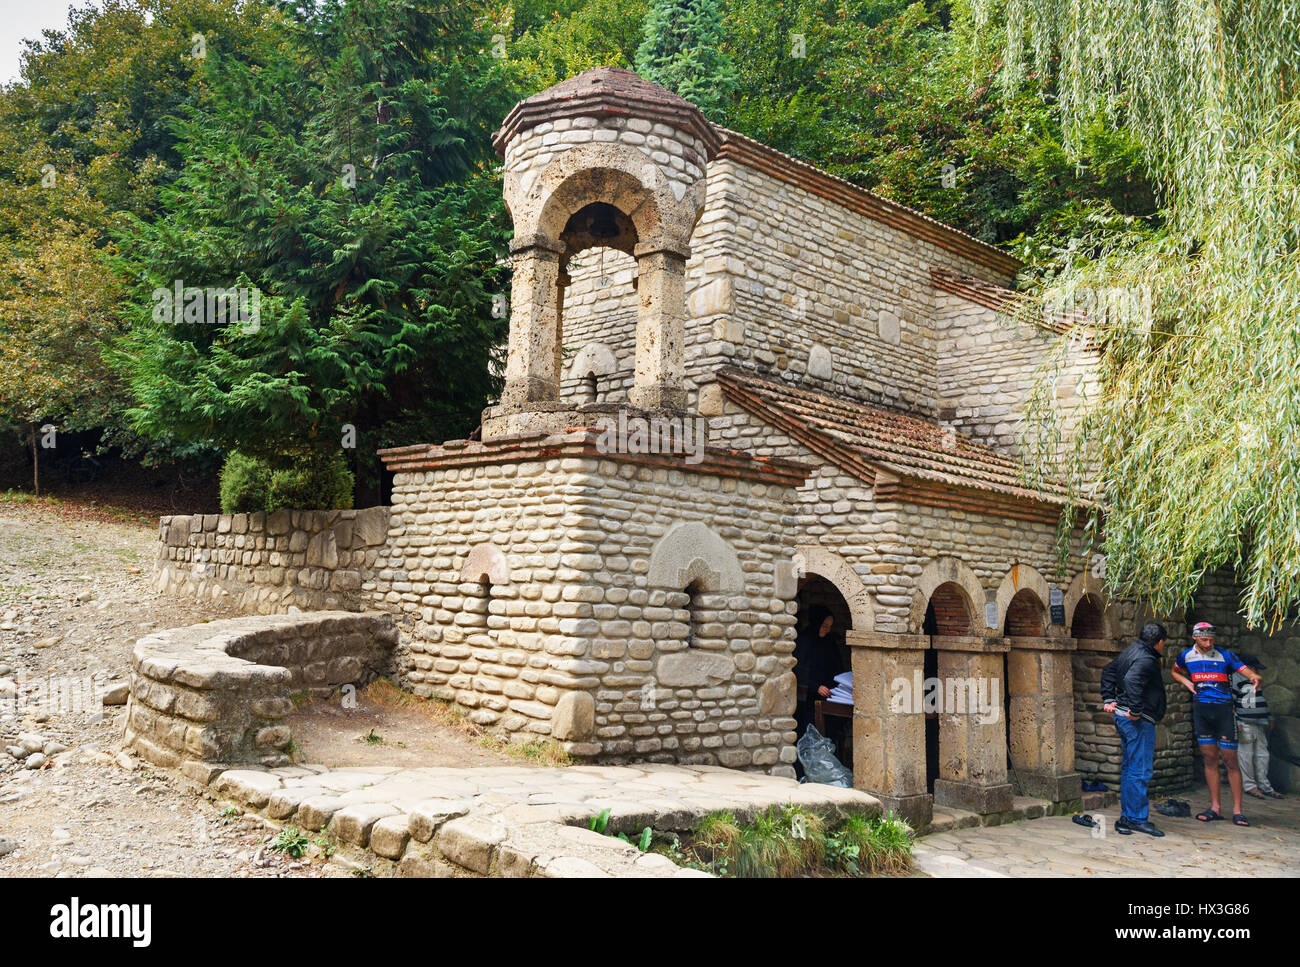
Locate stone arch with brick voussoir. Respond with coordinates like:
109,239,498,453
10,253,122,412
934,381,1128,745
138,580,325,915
916,557,1014,817
1064,571,1119,646
995,565,1082,802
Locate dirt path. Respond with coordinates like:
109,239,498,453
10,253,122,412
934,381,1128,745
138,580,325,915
0,501,519,877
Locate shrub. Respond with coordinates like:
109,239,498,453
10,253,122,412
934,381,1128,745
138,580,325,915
219,450,353,513
218,451,270,514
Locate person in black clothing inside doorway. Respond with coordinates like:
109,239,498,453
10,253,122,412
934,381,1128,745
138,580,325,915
793,605,843,741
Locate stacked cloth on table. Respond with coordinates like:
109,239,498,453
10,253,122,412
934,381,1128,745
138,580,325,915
828,671,854,706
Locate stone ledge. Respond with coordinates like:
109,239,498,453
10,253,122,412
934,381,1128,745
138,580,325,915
203,762,883,878
124,611,397,769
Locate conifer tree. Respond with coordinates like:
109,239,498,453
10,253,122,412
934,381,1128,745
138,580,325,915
634,0,737,117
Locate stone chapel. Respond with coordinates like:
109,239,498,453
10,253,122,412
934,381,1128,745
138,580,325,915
155,67,1197,828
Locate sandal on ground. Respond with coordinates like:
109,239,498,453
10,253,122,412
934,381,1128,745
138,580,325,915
1245,789,1267,800
1196,808,1224,822
1233,814,1250,826
1071,813,1098,828
1265,790,1285,799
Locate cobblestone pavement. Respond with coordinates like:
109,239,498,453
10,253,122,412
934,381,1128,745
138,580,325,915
915,792,1300,877
209,762,880,877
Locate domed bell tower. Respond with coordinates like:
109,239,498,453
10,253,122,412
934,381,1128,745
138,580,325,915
482,67,719,440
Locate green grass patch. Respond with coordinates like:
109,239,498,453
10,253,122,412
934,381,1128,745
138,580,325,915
477,733,573,767
655,807,913,878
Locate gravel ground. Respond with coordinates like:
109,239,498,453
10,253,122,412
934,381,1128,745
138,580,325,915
0,501,350,877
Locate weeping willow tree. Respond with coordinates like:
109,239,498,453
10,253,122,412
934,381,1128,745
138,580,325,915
983,0,1300,627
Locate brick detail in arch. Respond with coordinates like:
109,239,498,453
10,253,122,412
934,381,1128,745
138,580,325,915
929,582,971,636
1005,589,1046,637
1072,594,1105,639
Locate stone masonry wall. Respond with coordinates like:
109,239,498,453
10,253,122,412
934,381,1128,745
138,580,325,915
156,507,390,614
369,442,801,773
125,612,397,776
558,153,1019,423
932,291,1099,458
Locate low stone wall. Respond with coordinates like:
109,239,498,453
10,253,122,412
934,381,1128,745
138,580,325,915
156,508,390,614
124,611,397,776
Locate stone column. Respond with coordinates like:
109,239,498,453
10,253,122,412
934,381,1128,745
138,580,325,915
931,635,1014,815
500,236,564,409
848,631,931,829
629,243,688,411
1006,636,1081,802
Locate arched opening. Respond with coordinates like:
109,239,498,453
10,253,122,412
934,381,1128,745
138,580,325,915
1071,593,1105,639
922,603,941,795
928,582,972,636
794,574,852,768
1004,588,1047,637
921,582,973,795
561,257,636,405
558,204,638,408
684,578,702,649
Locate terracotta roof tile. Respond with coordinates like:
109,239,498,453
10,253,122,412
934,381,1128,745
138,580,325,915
715,367,1074,510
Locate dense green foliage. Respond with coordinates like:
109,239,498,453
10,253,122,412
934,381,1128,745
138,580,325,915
635,0,737,116
111,0,515,493
0,0,275,484
219,450,354,513
988,0,1300,626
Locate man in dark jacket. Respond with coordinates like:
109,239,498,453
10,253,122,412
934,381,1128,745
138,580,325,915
1100,622,1169,837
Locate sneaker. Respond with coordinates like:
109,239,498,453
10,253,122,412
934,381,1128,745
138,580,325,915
1115,818,1134,835
1130,820,1165,837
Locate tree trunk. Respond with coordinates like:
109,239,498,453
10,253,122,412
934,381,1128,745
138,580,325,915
29,423,39,498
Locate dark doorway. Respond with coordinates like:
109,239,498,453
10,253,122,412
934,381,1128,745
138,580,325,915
794,575,853,764
923,603,940,795
1071,594,1105,639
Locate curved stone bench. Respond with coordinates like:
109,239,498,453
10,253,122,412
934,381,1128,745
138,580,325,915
124,611,397,775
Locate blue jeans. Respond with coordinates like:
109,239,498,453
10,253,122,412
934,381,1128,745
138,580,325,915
1114,713,1155,822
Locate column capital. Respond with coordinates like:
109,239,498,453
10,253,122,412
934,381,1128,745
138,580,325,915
1006,635,1077,652
509,233,566,256
932,634,1009,653
846,631,927,651
633,239,691,261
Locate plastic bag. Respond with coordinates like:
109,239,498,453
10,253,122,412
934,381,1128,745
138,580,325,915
797,724,853,787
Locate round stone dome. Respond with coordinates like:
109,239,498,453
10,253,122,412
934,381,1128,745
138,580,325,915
493,66,720,159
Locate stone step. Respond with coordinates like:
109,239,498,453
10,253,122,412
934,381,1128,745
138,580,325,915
920,790,1119,835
